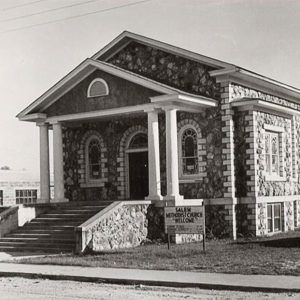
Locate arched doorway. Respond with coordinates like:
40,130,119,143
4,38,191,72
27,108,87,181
126,132,149,199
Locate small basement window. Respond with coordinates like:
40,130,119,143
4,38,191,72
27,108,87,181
87,78,109,98
267,203,282,233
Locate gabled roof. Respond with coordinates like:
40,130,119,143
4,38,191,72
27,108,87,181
93,31,300,101
18,31,300,120
17,58,214,119
92,30,234,69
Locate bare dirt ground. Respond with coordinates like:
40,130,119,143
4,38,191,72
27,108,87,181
0,277,298,300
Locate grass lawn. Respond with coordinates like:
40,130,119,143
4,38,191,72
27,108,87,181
16,231,300,276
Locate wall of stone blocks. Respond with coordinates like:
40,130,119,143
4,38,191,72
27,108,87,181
0,182,40,206
231,84,300,198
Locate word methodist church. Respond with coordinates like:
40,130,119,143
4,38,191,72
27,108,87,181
18,31,300,240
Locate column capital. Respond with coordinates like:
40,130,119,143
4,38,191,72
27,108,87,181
36,122,49,127
162,105,178,112
49,120,62,125
143,107,160,113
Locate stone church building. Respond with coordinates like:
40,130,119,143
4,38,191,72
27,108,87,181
17,31,300,239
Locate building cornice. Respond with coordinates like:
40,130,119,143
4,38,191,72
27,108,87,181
210,68,300,103
231,98,300,117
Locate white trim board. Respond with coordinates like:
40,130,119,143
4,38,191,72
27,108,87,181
231,99,300,117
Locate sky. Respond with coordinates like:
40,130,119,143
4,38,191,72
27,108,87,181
0,0,299,176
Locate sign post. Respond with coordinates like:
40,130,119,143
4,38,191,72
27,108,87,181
164,205,205,251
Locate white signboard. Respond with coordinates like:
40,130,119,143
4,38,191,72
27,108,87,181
164,206,204,234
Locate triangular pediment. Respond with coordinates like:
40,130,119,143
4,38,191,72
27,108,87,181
17,59,189,119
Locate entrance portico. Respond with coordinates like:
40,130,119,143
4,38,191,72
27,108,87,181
31,93,216,205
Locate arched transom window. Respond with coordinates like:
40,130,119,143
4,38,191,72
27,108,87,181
181,128,198,175
87,137,102,180
87,78,109,98
128,133,148,149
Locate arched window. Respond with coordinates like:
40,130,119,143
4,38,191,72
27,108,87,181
128,133,148,149
87,137,101,180
180,127,198,175
87,78,109,98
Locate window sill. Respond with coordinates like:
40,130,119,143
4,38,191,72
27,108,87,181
80,179,107,188
179,175,204,183
265,174,286,182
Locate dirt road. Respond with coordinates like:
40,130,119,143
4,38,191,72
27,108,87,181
0,277,297,299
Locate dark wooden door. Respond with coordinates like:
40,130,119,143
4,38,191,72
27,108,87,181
129,151,148,199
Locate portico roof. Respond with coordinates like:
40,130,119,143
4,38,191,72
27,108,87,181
17,58,217,122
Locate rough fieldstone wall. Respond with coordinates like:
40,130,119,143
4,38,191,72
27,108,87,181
295,200,300,228
233,111,248,197
284,201,294,231
205,205,230,238
177,110,224,199
236,204,254,237
63,109,224,202
107,41,221,99
63,116,147,201
256,203,268,236
85,204,149,251
256,112,300,196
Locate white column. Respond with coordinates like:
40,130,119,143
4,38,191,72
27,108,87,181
52,122,65,201
145,109,162,201
38,123,50,203
164,107,183,204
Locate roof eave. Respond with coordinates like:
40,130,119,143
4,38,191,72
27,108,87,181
210,68,300,102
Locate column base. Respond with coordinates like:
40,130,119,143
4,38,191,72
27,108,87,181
37,198,50,204
163,194,184,206
145,194,163,201
51,198,69,203
151,199,175,207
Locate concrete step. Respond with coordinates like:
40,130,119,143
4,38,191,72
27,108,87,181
0,237,75,243
38,213,96,218
16,228,74,234
0,202,111,253
21,225,77,230
9,233,75,238
30,217,89,223
0,241,75,248
0,246,72,253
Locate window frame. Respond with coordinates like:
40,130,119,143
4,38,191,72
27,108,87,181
178,124,199,179
265,131,280,176
264,124,285,181
87,78,109,98
85,135,103,183
15,189,37,204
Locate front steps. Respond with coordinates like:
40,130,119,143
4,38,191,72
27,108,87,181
0,201,112,253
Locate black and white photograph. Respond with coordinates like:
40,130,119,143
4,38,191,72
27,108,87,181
0,0,299,299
